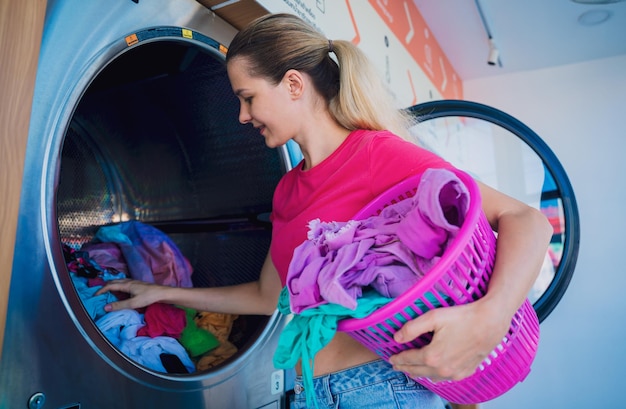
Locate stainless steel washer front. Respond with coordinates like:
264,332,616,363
0,1,294,408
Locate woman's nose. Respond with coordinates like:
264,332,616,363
238,105,251,124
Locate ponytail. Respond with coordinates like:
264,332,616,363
328,40,415,139
226,13,415,139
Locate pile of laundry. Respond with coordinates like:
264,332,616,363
64,220,238,374
273,168,471,406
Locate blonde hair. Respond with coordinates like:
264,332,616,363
226,13,415,139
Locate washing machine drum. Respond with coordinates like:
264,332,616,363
56,39,287,375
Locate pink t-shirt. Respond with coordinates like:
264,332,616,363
270,129,452,285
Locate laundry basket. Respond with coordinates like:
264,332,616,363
336,168,540,404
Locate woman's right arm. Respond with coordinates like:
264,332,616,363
97,251,283,316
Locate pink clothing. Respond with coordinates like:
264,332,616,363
136,302,186,339
270,129,452,285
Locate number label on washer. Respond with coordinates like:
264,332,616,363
270,370,284,395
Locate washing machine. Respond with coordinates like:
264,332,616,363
0,0,299,408
0,1,581,408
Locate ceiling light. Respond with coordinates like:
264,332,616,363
475,0,502,67
487,38,500,66
578,9,613,25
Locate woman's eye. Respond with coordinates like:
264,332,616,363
244,97,253,104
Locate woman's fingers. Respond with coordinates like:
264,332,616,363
95,279,158,312
94,278,134,296
389,304,496,381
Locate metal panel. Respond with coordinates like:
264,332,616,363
0,1,292,408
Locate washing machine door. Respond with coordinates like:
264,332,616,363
0,1,294,408
406,99,579,323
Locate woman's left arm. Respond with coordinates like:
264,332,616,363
389,181,553,381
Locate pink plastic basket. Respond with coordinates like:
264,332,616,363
336,168,540,404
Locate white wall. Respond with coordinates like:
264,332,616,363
465,54,626,408
236,2,625,403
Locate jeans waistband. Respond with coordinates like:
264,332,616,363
294,359,405,396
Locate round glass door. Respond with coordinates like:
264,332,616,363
407,99,579,322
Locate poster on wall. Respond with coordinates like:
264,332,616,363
257,0,462,108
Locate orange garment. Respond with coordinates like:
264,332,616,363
194,311,239,371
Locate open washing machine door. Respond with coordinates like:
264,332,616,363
0,1,295,408
406,99,580,323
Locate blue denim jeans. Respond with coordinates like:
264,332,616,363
289,359,446,409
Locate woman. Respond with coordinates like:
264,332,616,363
98,13,553,409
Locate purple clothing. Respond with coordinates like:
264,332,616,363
397,167,470,271
287,168,470,313
93,221,193,288
80,242,129,276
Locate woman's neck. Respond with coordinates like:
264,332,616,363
297,119,352,171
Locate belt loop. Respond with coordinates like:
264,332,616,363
322,375,334,406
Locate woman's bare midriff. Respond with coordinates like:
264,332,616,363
295,331,381,376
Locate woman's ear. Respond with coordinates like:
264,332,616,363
283,69,305,99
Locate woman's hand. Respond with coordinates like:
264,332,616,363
92,252,282,316
388,298,510,381
388,178,551,382
96,279,167,312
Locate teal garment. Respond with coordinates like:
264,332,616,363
274,287,393,409
274,288,447,409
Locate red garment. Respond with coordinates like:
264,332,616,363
270,129,452,285
137,303,186,339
